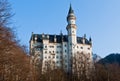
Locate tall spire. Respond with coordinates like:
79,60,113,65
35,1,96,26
67,4,76,24
68,3,74,14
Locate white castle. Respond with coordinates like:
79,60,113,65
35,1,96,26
30,5,93,74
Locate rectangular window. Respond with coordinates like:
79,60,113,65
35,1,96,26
49,46,54,48
88,48,90,50
49,56,51,58
45,45,47,48
56,56,59,58
57,46,62,48
64,44,66,47
65,50,66,52
77,46,79,48
81,47,83,49
60,51,62,53
60,56,62,59
52,61,55,64
53,56,55,58
45,51,47,53
56,61,59,63
56,51,59,53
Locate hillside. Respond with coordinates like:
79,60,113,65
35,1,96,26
98,53,120,65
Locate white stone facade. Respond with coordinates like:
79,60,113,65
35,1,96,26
30,5,93,74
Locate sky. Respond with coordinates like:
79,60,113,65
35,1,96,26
9,0,120,57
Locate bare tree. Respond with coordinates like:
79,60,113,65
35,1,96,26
0,0,33,81
71,52,93,81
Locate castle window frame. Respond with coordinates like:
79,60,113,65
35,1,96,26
49,46,54,48
87,58,89,60
53,51,54,53
88,48,90,50
81,47,83,49
56,56,59,58
64,44,67,47
77,46,79,48
44,56,47,59
65,55,67,58
56,61,59,64
65,50,66,53
56,51,59,53
65,60,67,62
45,51,47,53
72,30,74,33
60,51,62,53
57,46,62,48
45,45,47,48
52,61,55,64
53,56,55,58
60,56,62,59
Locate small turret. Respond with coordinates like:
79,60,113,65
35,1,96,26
82,34,86,44
67,4,76,25
89,37,92,45
54,34,56,42
47,34,49,39
35,35,37,42
42,33,45,38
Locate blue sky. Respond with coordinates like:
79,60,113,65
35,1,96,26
9,0,120,57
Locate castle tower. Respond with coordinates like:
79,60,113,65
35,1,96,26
66,4,77,72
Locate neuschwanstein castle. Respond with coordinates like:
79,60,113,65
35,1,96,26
30,5,93,74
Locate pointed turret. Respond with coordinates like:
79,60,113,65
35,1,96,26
67,4,76,24
68,4,74,14
66,4,77,44
89,37,92,42
89,37,92,45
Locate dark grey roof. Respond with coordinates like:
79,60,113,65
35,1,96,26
77,37,91,45
30,34,91,45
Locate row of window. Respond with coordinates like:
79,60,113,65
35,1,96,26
44,55,63,59
44,45,67,48
76,46,90,50
44,55,68,59
44,50,67,54
44,45,90,50
44,61,68,65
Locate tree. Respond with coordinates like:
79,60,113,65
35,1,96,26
71,52,93,81
0,0,33,81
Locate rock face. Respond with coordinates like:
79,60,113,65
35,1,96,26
93,54,101,63
98,53,120,65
